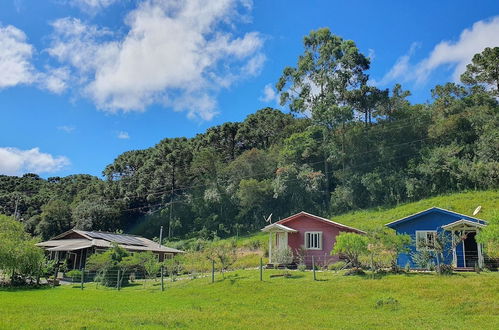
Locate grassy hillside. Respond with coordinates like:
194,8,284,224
213,190,498,250
0,270,498,329
331,190,498,231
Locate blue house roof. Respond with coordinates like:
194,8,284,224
385,207,487,229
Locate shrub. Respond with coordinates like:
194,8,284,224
328,261,347,272
297,264,307,272
273,247,294,266
332,232,368,268
86,244,133,287
0,215,44,285
435,264,453,275
205,240,238,278
344,268,365,276
410,249,434,271
375,297,400,310
66,270,82,282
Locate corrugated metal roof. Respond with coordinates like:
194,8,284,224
38,229,184,253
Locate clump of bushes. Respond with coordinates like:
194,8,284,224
86,244,163,287
375,297,400,310
328,261,347,272
332,229,413,275
66,270,82,282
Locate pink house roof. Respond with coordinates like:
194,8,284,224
275,211,366,234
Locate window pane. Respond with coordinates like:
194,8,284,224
427,232,435,248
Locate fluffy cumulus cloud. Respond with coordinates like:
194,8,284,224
0,23,69,93
260,83,280,104
0,24,36,88
378,16,499,86
0,147,70,176
47,0,265,120
68,0,119,14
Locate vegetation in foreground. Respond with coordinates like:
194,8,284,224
0,270,498,329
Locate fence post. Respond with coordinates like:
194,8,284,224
211,260,215,283
260,258,263,281
81,268,84,290
117,269,121,291
160,266,164,292
312,256,316,281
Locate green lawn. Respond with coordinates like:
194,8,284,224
1,270,498,329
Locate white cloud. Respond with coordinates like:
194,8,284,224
0,23,71,93
69,0,119,13
0,24,36,88
260,83,280,104
0,147,70,176
117,131,130,139
57,125,75,133
375,43,420,86
47,0,265,121
378,16,499,86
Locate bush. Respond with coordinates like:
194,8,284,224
0,215,45,285
297,264,307,272
332,232,369,268
273,247,294,266
344,268,365,276
435,264,453,275
328,261,347,272
375,297,400,310
66,270,82,282
410,249,434,271
86,244,132,287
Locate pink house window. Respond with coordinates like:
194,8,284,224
305,231,323,250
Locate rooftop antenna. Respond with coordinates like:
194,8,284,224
473,206,482,216
264,213,273,224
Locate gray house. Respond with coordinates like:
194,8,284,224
37,229,183,270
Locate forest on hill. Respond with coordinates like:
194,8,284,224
1,29,498,241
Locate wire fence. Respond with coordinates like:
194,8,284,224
30,252,499,291
45,256,353,291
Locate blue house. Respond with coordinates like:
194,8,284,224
385,207,487,269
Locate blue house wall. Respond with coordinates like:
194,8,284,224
386,208,486,268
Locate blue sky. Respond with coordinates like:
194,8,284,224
0,0,498,178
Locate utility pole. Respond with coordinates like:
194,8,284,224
13,195,21,220
168,193,174,240
159,226,163,248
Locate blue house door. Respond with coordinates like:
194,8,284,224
455,232,479,268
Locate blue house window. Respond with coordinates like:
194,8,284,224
415,231,437,251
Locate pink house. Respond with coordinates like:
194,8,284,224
261,211,365,267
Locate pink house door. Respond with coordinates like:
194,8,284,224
276,232,288,250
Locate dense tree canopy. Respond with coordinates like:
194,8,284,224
0,29,497,245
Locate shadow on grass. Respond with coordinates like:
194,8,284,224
0,284,55,292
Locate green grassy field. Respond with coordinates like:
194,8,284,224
1,270,498,329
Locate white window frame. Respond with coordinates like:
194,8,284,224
305,231,323,250
415,230,437,251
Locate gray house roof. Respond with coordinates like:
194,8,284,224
37,229,184,254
